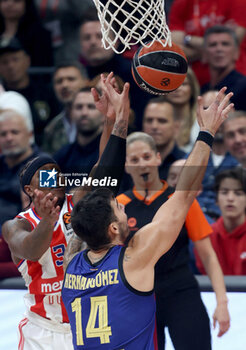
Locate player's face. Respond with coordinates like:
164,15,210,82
217,178,246,220
79,21,114,65
143,102,178,147
30,163,66,208
71,91,103,135
53,67,85,105
126,140,161,187
204,33,238,70
223,117,246,163
166,77,191,105
0,112,32,156
111,199,129,242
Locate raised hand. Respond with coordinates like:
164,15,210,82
103,72,130,120
33,189,60,225
197,87,234,136
91,73,116,122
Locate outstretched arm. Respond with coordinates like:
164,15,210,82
127,88,234,278
2,191,60,262
72,73,130,204
65,73,130,269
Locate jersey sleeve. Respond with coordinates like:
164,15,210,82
185,199,212,242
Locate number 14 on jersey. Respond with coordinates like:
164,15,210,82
71,295,112,345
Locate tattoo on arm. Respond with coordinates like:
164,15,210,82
123,254,131,262
112,120,128,138
63,234,86,271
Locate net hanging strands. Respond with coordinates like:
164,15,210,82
92,0,172,54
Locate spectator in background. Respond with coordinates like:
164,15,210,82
0,91,44,279
0,37,61,145
169,0,246,86
117,131,230,350
0,0,53,66
201,26,246,111
54,87,103,176
222,110,246,169
42,62,87,154
165,67,200,152
0,91,42,227
142,98,186,180
166,158,187,188
79,7,151,130
34,0,93,64
196,168,246,275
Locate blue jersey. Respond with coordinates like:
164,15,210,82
62,245,156,350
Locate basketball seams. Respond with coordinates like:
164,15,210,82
138,50,188,62
136,65,186,76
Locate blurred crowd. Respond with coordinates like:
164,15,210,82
0,0,246,283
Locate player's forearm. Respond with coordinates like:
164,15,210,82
21,220,55,261
99,117,115,159
112,115,128,139
176,140,210,203
3,219,54,261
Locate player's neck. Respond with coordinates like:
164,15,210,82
87,244,115,264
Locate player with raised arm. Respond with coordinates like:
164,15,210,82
2,73,130,350
61,87,233,349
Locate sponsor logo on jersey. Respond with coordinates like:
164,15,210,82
128,217,137,228
41,280,63,294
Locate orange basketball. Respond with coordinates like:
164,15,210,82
131,41,188,95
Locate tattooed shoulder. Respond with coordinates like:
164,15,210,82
124,253,131,262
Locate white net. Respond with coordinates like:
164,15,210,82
92,0,172,54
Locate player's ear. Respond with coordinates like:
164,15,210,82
108,222,119,239
24,185,33,197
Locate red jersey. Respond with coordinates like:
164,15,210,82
169,0,246,85
196,217,246,275
16,194,74,327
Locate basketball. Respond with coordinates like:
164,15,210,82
131,41,188,95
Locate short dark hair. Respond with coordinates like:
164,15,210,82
53,61,86,78
71,188,117,250
204,25,238,47
80,7,99,27
144,98,177,120
215,168,246,195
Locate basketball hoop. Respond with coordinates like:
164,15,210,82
92,0,172,54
